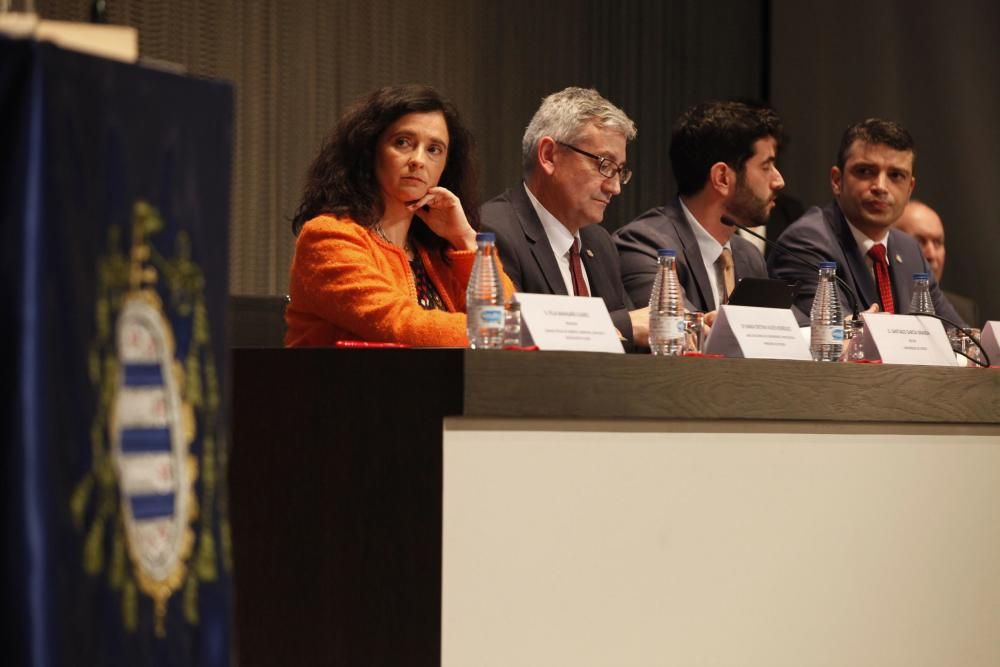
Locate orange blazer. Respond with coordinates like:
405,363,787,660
285,215,513,347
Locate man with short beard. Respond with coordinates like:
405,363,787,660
614,100,784,314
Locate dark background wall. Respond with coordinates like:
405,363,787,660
470,1,765,232
33,0,999,322
771,0,1000,323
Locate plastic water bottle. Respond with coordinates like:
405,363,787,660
466,232,504,349
648,249,685,356
810,262,844,361
908,272,935,315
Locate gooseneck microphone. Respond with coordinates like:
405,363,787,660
902,311,991,367
720,215,861,320
720,216,990,367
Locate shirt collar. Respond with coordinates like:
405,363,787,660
679,198,730,262
524,182,579,257
844,216,889,257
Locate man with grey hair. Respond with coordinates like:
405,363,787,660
480,87,648,348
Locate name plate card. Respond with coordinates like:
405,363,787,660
514,293,624,354
704,305,811,360
861,313,956,366
981,321,1000,364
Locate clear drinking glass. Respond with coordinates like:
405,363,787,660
949,327,982,367
502,301,523,347
683,312,705,354
840,318,866,361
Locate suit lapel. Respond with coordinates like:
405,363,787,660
579,229,607,298
829,205,878,309
887,230,914,312
731,240,759,283
672,208,716,311
509,186,569,295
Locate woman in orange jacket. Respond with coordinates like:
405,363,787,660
285,85,511,347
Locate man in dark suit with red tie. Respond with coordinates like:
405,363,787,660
768,118,964,326
479,87,648,349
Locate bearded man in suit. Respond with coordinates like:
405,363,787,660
614,101,784,315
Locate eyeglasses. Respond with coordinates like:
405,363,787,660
557,141,632,185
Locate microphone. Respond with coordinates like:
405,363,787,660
721,215,861,320
903,311,991,367
720,216,989,366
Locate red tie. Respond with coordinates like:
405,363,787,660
569,238,590,297
867,244,895,314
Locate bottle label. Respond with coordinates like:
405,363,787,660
475,305,504,327
812,325,844,345
651,315,685,340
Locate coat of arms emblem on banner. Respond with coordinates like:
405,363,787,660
72,201,228,637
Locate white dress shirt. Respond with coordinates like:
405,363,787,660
524,182,592,296
845,219,891,283
679,199,732,310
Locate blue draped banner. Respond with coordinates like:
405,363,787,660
1,36,233,666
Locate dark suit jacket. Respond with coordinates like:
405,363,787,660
942,289,980,329
768,202,965,326
480,186,636,345
612,199,768,312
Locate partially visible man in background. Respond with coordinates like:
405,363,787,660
894,199,980,326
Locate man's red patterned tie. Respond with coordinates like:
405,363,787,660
867,244,895,314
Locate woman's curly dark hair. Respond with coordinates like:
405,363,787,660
291,84,480,254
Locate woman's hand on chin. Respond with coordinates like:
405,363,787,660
408,187,477,251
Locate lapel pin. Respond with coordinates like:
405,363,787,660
894,254,902,263
586,249,594,258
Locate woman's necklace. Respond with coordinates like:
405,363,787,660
374,223,442,310
373,223,413,258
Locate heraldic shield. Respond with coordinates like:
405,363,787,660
1,37,233,666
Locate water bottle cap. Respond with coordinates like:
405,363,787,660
475,232,496,243
818,261,837,269
657,248,677,257
912,272,929,280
